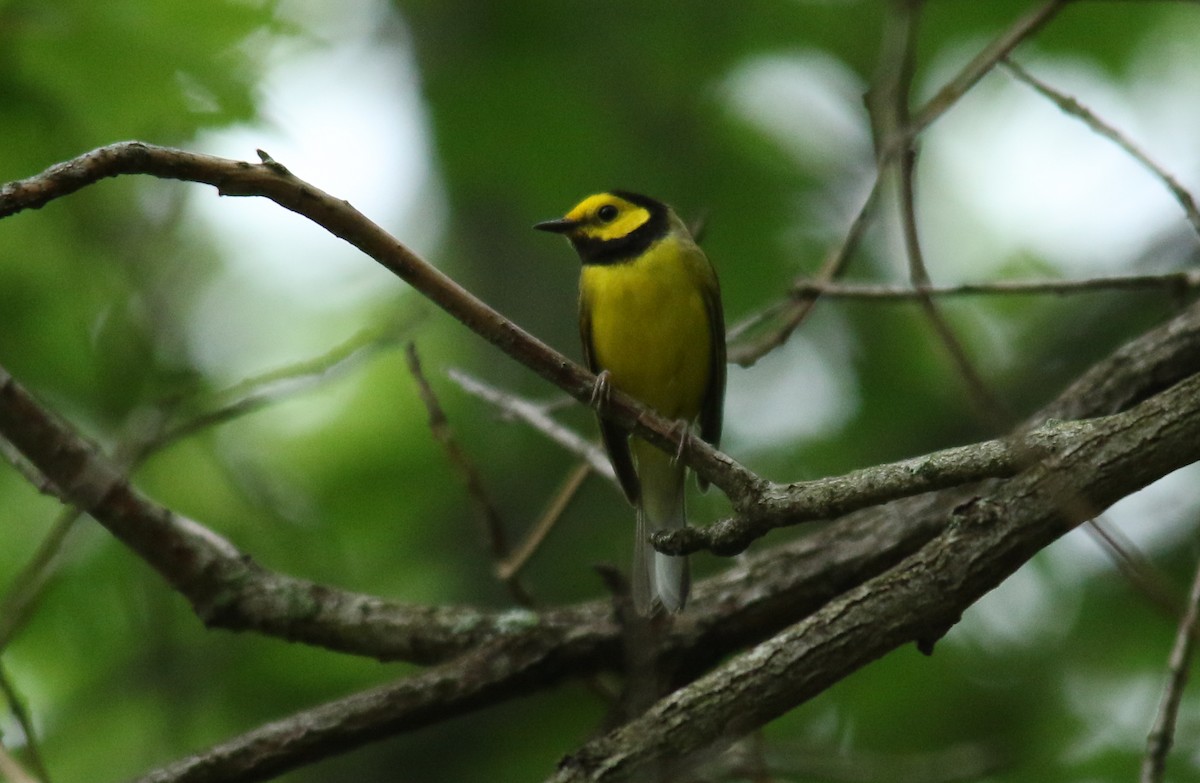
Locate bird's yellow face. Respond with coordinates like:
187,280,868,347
559,193,652,242
534,191,669,265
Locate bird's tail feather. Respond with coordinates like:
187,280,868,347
631,444,690,615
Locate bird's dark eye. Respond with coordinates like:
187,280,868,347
597,204,619,222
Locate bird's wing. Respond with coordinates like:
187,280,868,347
697,260,726,492
580,296,641,505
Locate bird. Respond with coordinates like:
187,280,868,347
535,191,725,615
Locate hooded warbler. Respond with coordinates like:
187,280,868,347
536,191,726,614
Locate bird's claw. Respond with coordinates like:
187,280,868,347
590,369,613,409
670,419,691,464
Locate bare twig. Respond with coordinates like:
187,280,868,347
161,318,411,444
1140,553,1200,783
786,271,1200,301
726,172,883,366
1002,56,1200,240
0,508,79,652
0,660,48,783
0,437,54,494
729,0,1071,368
442,369,605,585
657,416,1076,557
497,461,592,582
404,343,534,605
877,0,1013,427
1082,517,1183,620
447,368,615,483
908,0,1073,135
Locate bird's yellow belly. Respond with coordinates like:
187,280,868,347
583,260,712,423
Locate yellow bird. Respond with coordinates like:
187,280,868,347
536,191,725,614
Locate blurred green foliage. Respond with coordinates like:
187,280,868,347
1,1,1199,781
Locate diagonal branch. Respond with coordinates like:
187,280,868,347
447,368,615,482
726,172,883,367
908,0,1072,135
128,635,568,783
404,343,535,605
0,142,759,504
1002,56,1200,240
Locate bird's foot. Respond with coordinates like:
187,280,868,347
669,419,692,465
589,369,613,410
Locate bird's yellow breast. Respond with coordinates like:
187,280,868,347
581,236,714,422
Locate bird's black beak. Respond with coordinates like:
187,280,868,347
533,217,579,234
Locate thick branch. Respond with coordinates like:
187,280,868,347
108,300,1200,782
550,371,1200,783
658,425,1048,556
0,363,595,664
130,635,571,783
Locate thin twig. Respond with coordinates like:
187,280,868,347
1002,56,1200,240
908,0,1073,135
1082,517,1183,620
0,660,49,782
446,370,613,582
0,438,55,494
447,368,616,484
787,271,1200,301
1140,553,1200,783
655,423,1054,557
882,0,1013,427
0,508,79,652
726,172,883,366
497,461,592,582
727,0,1071,370
161,318,412,444
404,343,534,606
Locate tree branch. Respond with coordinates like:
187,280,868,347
97,299,1200,782
550,370,1200,783
786,273,1200,301
129,635,574,783
657,420,1060,556
1002,56,1200,240
4,144,1200,782
0,142,759,504
908,0,1072,135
